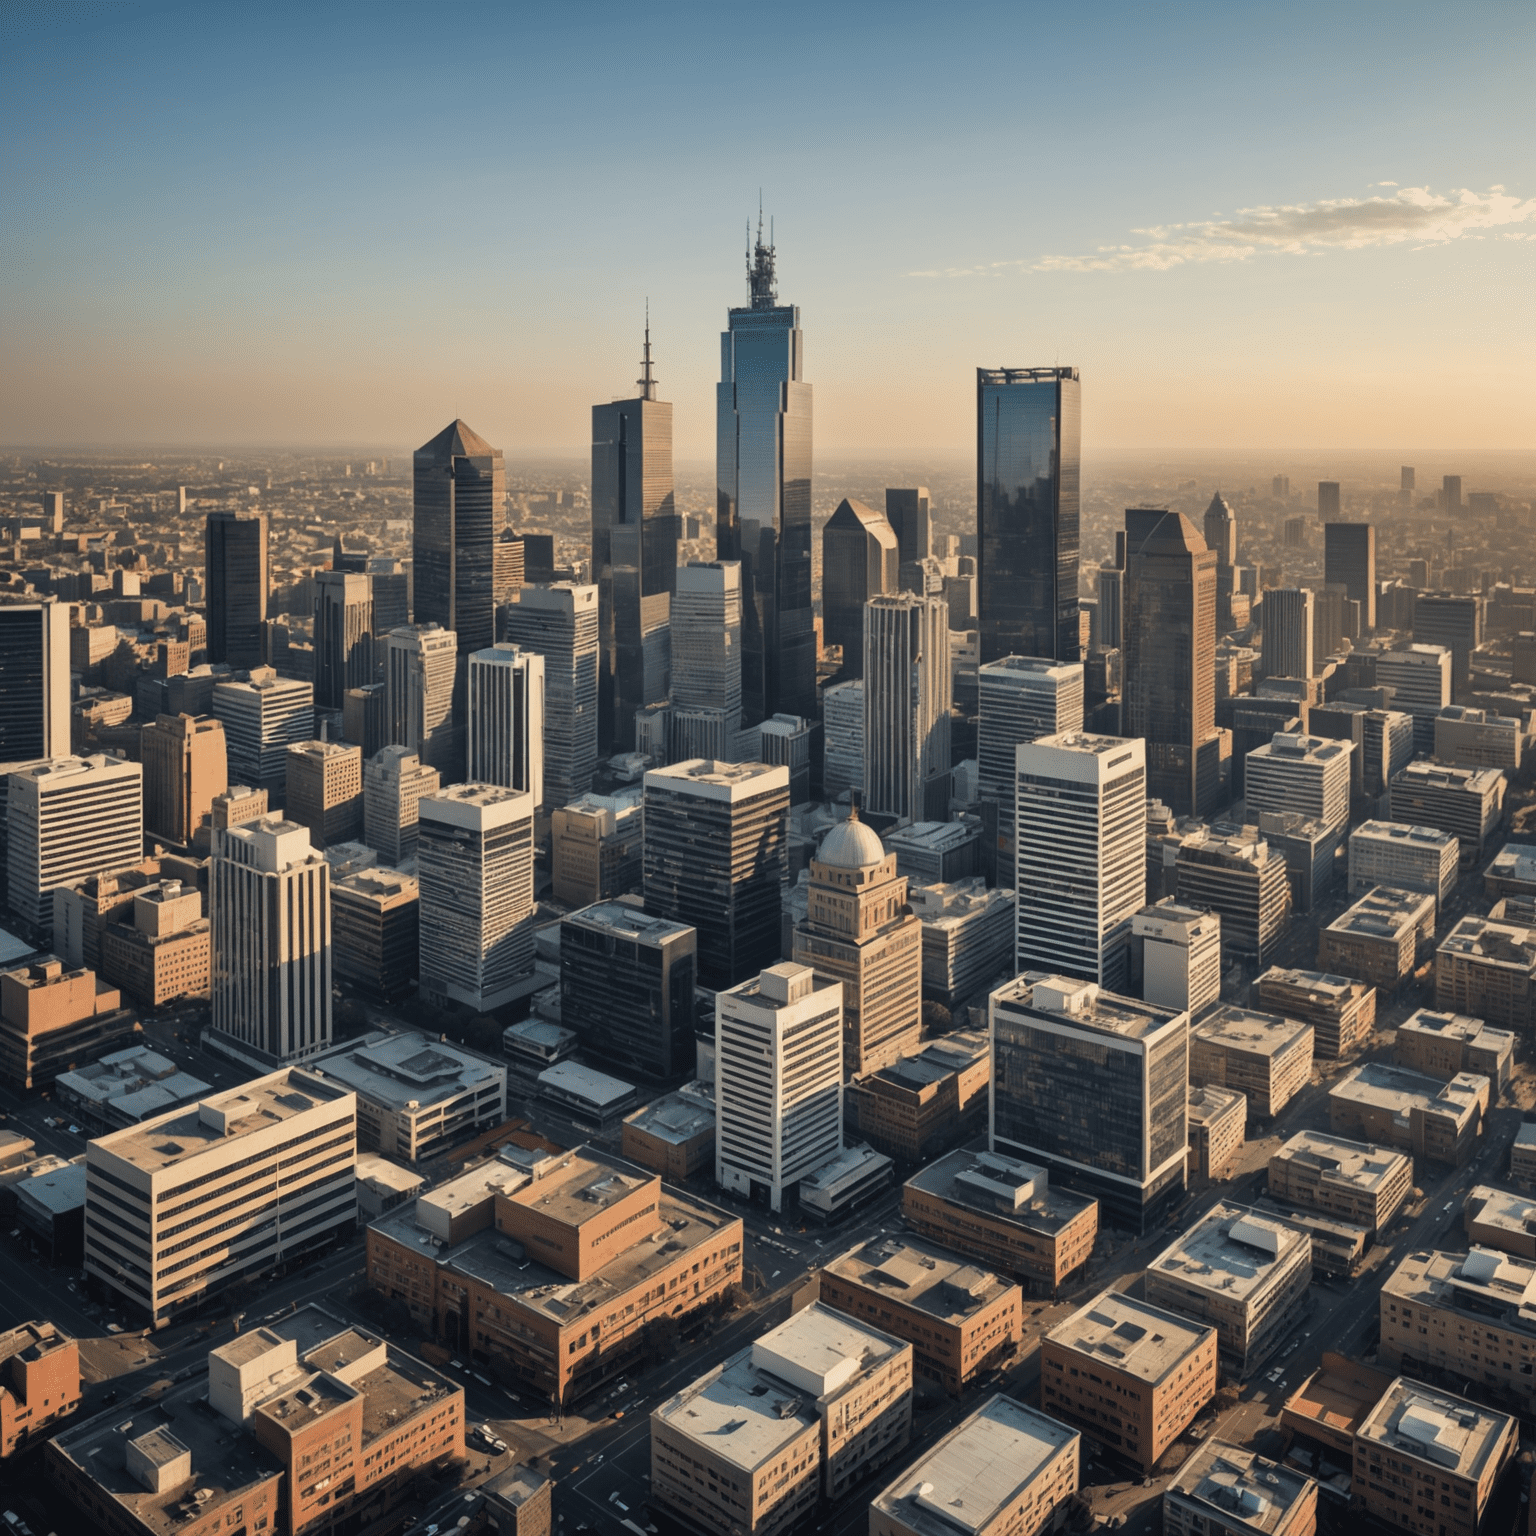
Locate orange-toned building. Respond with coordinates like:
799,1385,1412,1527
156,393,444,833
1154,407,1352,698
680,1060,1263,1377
0,958,138,1091
0,1320,80,1456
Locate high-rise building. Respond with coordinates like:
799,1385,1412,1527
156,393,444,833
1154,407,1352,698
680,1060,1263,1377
822,679,864,801
313,570,374,710
991,972,1189,1231
1401,465,1416,498
1377,644,1453,753
212,667,314,795
141,712,227,847
670,559,743,739
1324,522,1377,632
822,498,898,680
885,486,932,585
367,556,411,633
1173,825,1292,962
0,597,69,761
549,789,643,907
1261,588,1315,681
210,815,332,1062
204,511,269,668
412,419,503,656
1096,564,1124,651
977,367,1081,665
382,623,459,778
1413,592,1482,700
6,756,144,936
1317,481,1341,522
863,593,952,822
284,739,364,849
417,784,536,1013
716,961,842,1213
1014,733,1146,991
643,759,789,991
592,322,677,752
1244,732,1353,837
1443,474,1462,512
341,682,387,758
500,583,599,807
1202,491,1236,568
492,530,525,610
1131,900,1222,1016
467,643,544,804
793,811,923,1076
716,217,816,723
361,745,440,866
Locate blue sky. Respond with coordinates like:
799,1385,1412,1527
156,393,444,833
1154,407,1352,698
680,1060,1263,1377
2,0,1532,455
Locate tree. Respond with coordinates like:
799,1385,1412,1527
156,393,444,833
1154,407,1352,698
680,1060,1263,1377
921,1001,953,1036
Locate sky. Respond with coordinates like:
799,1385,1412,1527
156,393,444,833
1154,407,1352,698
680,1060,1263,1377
2,0,1533,459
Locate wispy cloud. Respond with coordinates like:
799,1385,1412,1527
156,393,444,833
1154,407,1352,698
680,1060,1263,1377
909,185,1536,277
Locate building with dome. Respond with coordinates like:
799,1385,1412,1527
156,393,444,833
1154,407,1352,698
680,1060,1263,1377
793,809,923,1076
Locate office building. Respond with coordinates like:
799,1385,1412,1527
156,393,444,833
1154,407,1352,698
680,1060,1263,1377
313,569,374,710
1360,706,1417,799
1203,491,1239,631
549,788,643,906
1190,1006,1313,1120
361,744,440,865
1376,645,1452,752
1245,732,1353,835
716,961,842,1214
0,958,136,1092
991,973,1188,1231
210,815,332,1063
1318,886,1436,992
1316,481,1340,522
1413,592,1482,699
284,738,363,849
467,643,544,804
976,367,1081,665
0,1321,80,1458
417,784,536,1013
382,622,459,778
643,759,788,991
1435,910,1536,1031
1390,760,1505,866
1268,1129,1411,1235
797,1142,895,1224
500,583,600,807
1164,1443,1317,1536
6,755,143,935
843,1031,989,1165
1396,1008,1512,1094
1464,1186,1536,1260
99,877,210,1008
1262,588,1314,681
671,559,742,739
367,554,410,632
621,1091,716,1180
592,327,677,751
1512,1125,1536,1190
756,712,814,806
1014,733,1145,990
342,682,387,758
793,810,922,1076
1187,1083,1246,1183
52,853,205,971
0,597,69,761
1486,843,1536,901
907,878,1015,1009
715,220,816,723
491,530,524,611
1042,1290,1217,1469
204,511,269,667
885,486,932,581
1131,900,1222,1015
330,865,419,1000
413,418,502,655
862,593,952,822
886,819,978,886
822,498,898,680
83,1068,355,1323
1328,1063,1488,1167
1435,706,1522,771
1096,565,1125,659
1349,820,1458,910
1324,521,1376,632
1253,967,1376,1060
212,667,314,795
1174,826,1292,963
141,712,227,848
822,677,864,800
559,899,696,1080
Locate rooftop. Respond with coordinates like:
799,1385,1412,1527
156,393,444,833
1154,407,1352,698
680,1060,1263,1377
311,1031,501,1112
653,1345,819,1471
1395,760,1506,793
1188,1083,1247,1127
536,1060,637,1108
563,900,694,944
1384,1247,1536,1334
751,1302,908,1398
1399,1008,1513,1051
1273,1130,1409,1193
1149,1203,1309,1303
1255,967,1371,1006
1168,1442,1315,1535
1486,844,1536,885
1353,819,1458,850
643,758,790,797
56,1046,210,1115
1330,1063,1488,1121
1438,914,1536,971
623,1092,715,1145
0,1319,72,1368
825,1235,1015,1323
994,972,1185,1042
1465,1186,1536,1243
1251,733,1352,765
886,820,979,852
1047,1289,1215,1384
1358,1377,1513,1478
1193,1005,1312,1060
1326,885,1436,938
905,1147,1097,1235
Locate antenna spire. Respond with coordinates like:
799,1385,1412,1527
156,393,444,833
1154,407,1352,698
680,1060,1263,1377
637,300,657,400
747,200,778,310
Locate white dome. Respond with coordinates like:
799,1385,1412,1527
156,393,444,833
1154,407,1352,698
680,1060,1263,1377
818,814,886,870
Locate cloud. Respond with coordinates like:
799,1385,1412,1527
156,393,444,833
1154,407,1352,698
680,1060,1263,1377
910,185,1536,277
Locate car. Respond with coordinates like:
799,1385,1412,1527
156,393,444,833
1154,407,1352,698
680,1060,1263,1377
1266,1367,1283,1383
67,1124,80,1135
107,1322,123,1334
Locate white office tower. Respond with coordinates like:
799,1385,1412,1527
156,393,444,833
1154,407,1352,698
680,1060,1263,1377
1132,900,1222,1015
362,744,441,865
1245,731,1354,836
500,583,600,808
0,597,69,762
1377,644,1453,754
6,756,144,936
382,624,459,779
211,668,314,796
671,560,742,728
467,643,545,806
822,679,865,800
1261,588,1314,680
1096,564,1123,651
1015,733,1146,991
716,961,843,1214
417,784,536,1013
863,594,952,822
211,814,332,1062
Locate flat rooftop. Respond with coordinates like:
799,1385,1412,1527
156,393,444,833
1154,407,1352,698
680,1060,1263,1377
1399,1008,1513,1049
653,1345,818,1472
1149,1203,1309,1303
536,1060,637,1108
355,1152,425,1197
825,1235,1015,1323
1396,761,1506,793
1169,1442,1315,1535
1384,1247,1536,1332
1438,914,1536,971
751,1302,907,1399
623,1092,715,1145
1193,1005,1312,1059
905,1147,1097,1235
886,820,978,851
1358,1378,1513,1478
1331,1062,1488,1119
1047,1290,1214,1384
0,1319,72,1366
1255,967,1369,1005
1487,844,1536,885
564,900,693,944
1353,820,1457,850
1188,1083,1247,1127
1273,1130,1408,1193
1282,1355,1394,1444
994,972,1183,1042
1327,885,1436,937
312,1031,501,1112
1466,1185,1536,1242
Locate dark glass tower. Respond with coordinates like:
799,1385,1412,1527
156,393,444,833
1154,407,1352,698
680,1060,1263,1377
820,497,897,683
592,320,678,753
976,367,1081,666
205,511,269,668
413,419,504,657
717,216,815,724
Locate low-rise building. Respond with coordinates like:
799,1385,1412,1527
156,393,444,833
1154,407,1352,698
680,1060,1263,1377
868,1394,1080,1536
478,1463,553,1536
1281,1352,1396,1460
907,879,1016,1008
1268,1130,1412,1236
1512,1123,1536,1192
1435,705,1523,771
1164,1442,1318,1536
818,1235,1021,1395
1396,1009,1514,1095
621,1091,716,1180
886,820,979,886
1464,1186,1536,1261
501,1018,577,1073
1145,1204,1312,1375
1484,843,1536,904
844,1031,989,1165
901,1147,1098,1294
798,1143,895,1223
1252,967,1376,1060
1190,1006,1313,1121
1389,760,1506,867
0,957,138,1091
354,1152,424,1220
1348,820,1459,911
98,878,210,1008
535,1059,639,1127
1318,886,1437,993
1041,1289,1218,1470
1328,1063,1488,1168
330,866,419,1000
55,1044,209,1131
0,1321,80,1457
1188,1084,1247,1184
1435,912,1536,1032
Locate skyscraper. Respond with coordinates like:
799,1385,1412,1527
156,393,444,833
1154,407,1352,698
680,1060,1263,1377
976,367,1080,665
362,744,440,866
863,594,952,823
467,643,544,805
1317,481,1341,522
885,487,932,588
205,511,269,668
1203,492,1238,633
822,679,865,801
413,419,503,656
1324,522,1377,633
670,560,743,752
141,713,227,847
382,624,459,778
0,597,69,761
1096,565,1124,652
1261,589,1315,681
1413,592,1482,700
211,668,314,796
592,319,677,753
821,498,898,681
716,216,815,723
313,570,374,710
284,738,364,849
1443,474,1462,512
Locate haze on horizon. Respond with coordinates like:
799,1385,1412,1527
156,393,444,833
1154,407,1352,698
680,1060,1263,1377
2,0,1532,460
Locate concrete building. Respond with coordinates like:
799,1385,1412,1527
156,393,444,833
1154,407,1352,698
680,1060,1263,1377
0,597,69,764
210,816,332,1063
863,593,952,822
99,876,210,1007
886,820,980,886
1187,1082,1246,1183
549,788,643,907
0,958,136,1091
342,681,388,758
204,509,269,667
1165,1442,1318,1536
797,1142,895,1224
1464,1186,1536,1260
1174,825,1292,964
382,622,460,778
1511,1123,1536,1192
1132,900,1222,1015
141,713,227,848
1435,706,1522,772
844,1031,990,1166
1145,1204,1312,1374
1328,1063,1488,1168
1389,760,1505,866
46,860,187,975
313,568,373,709
1348,820,1458,911
1190,1006,1314,1121
1485,843,1536,903
821,677,864,800
284,737,363,849
1396,1008,1513,1095
716,962,842,1214
1267,1130,1411,1235
621,1091,716,1180
1318,886,1437,992
1245,732,1352,836
84,1068,356,1324
1435,911,1536,1032
1414,592,1483,699
671,560,743,740
0,1320,80,1458
1376,646,1452,753
1261,588,1315,682
330,864,418,1000
212,668,314,795
1253,967,1375,1060
991,973,1188,1233
468,643,545,804
901,1147,1098,1293
360,745,439,867
55,1044,210,1132
1042,1289,1218,1470
793,810,922,1076
907,878,1016,1009
868,1394,1081,1536
418,784,537,1013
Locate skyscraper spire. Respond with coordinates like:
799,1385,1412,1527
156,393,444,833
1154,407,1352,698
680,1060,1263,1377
636,299,657,401
747,202,778,310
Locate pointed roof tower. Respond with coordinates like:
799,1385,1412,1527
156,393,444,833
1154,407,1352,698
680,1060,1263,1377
417,418,496,461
